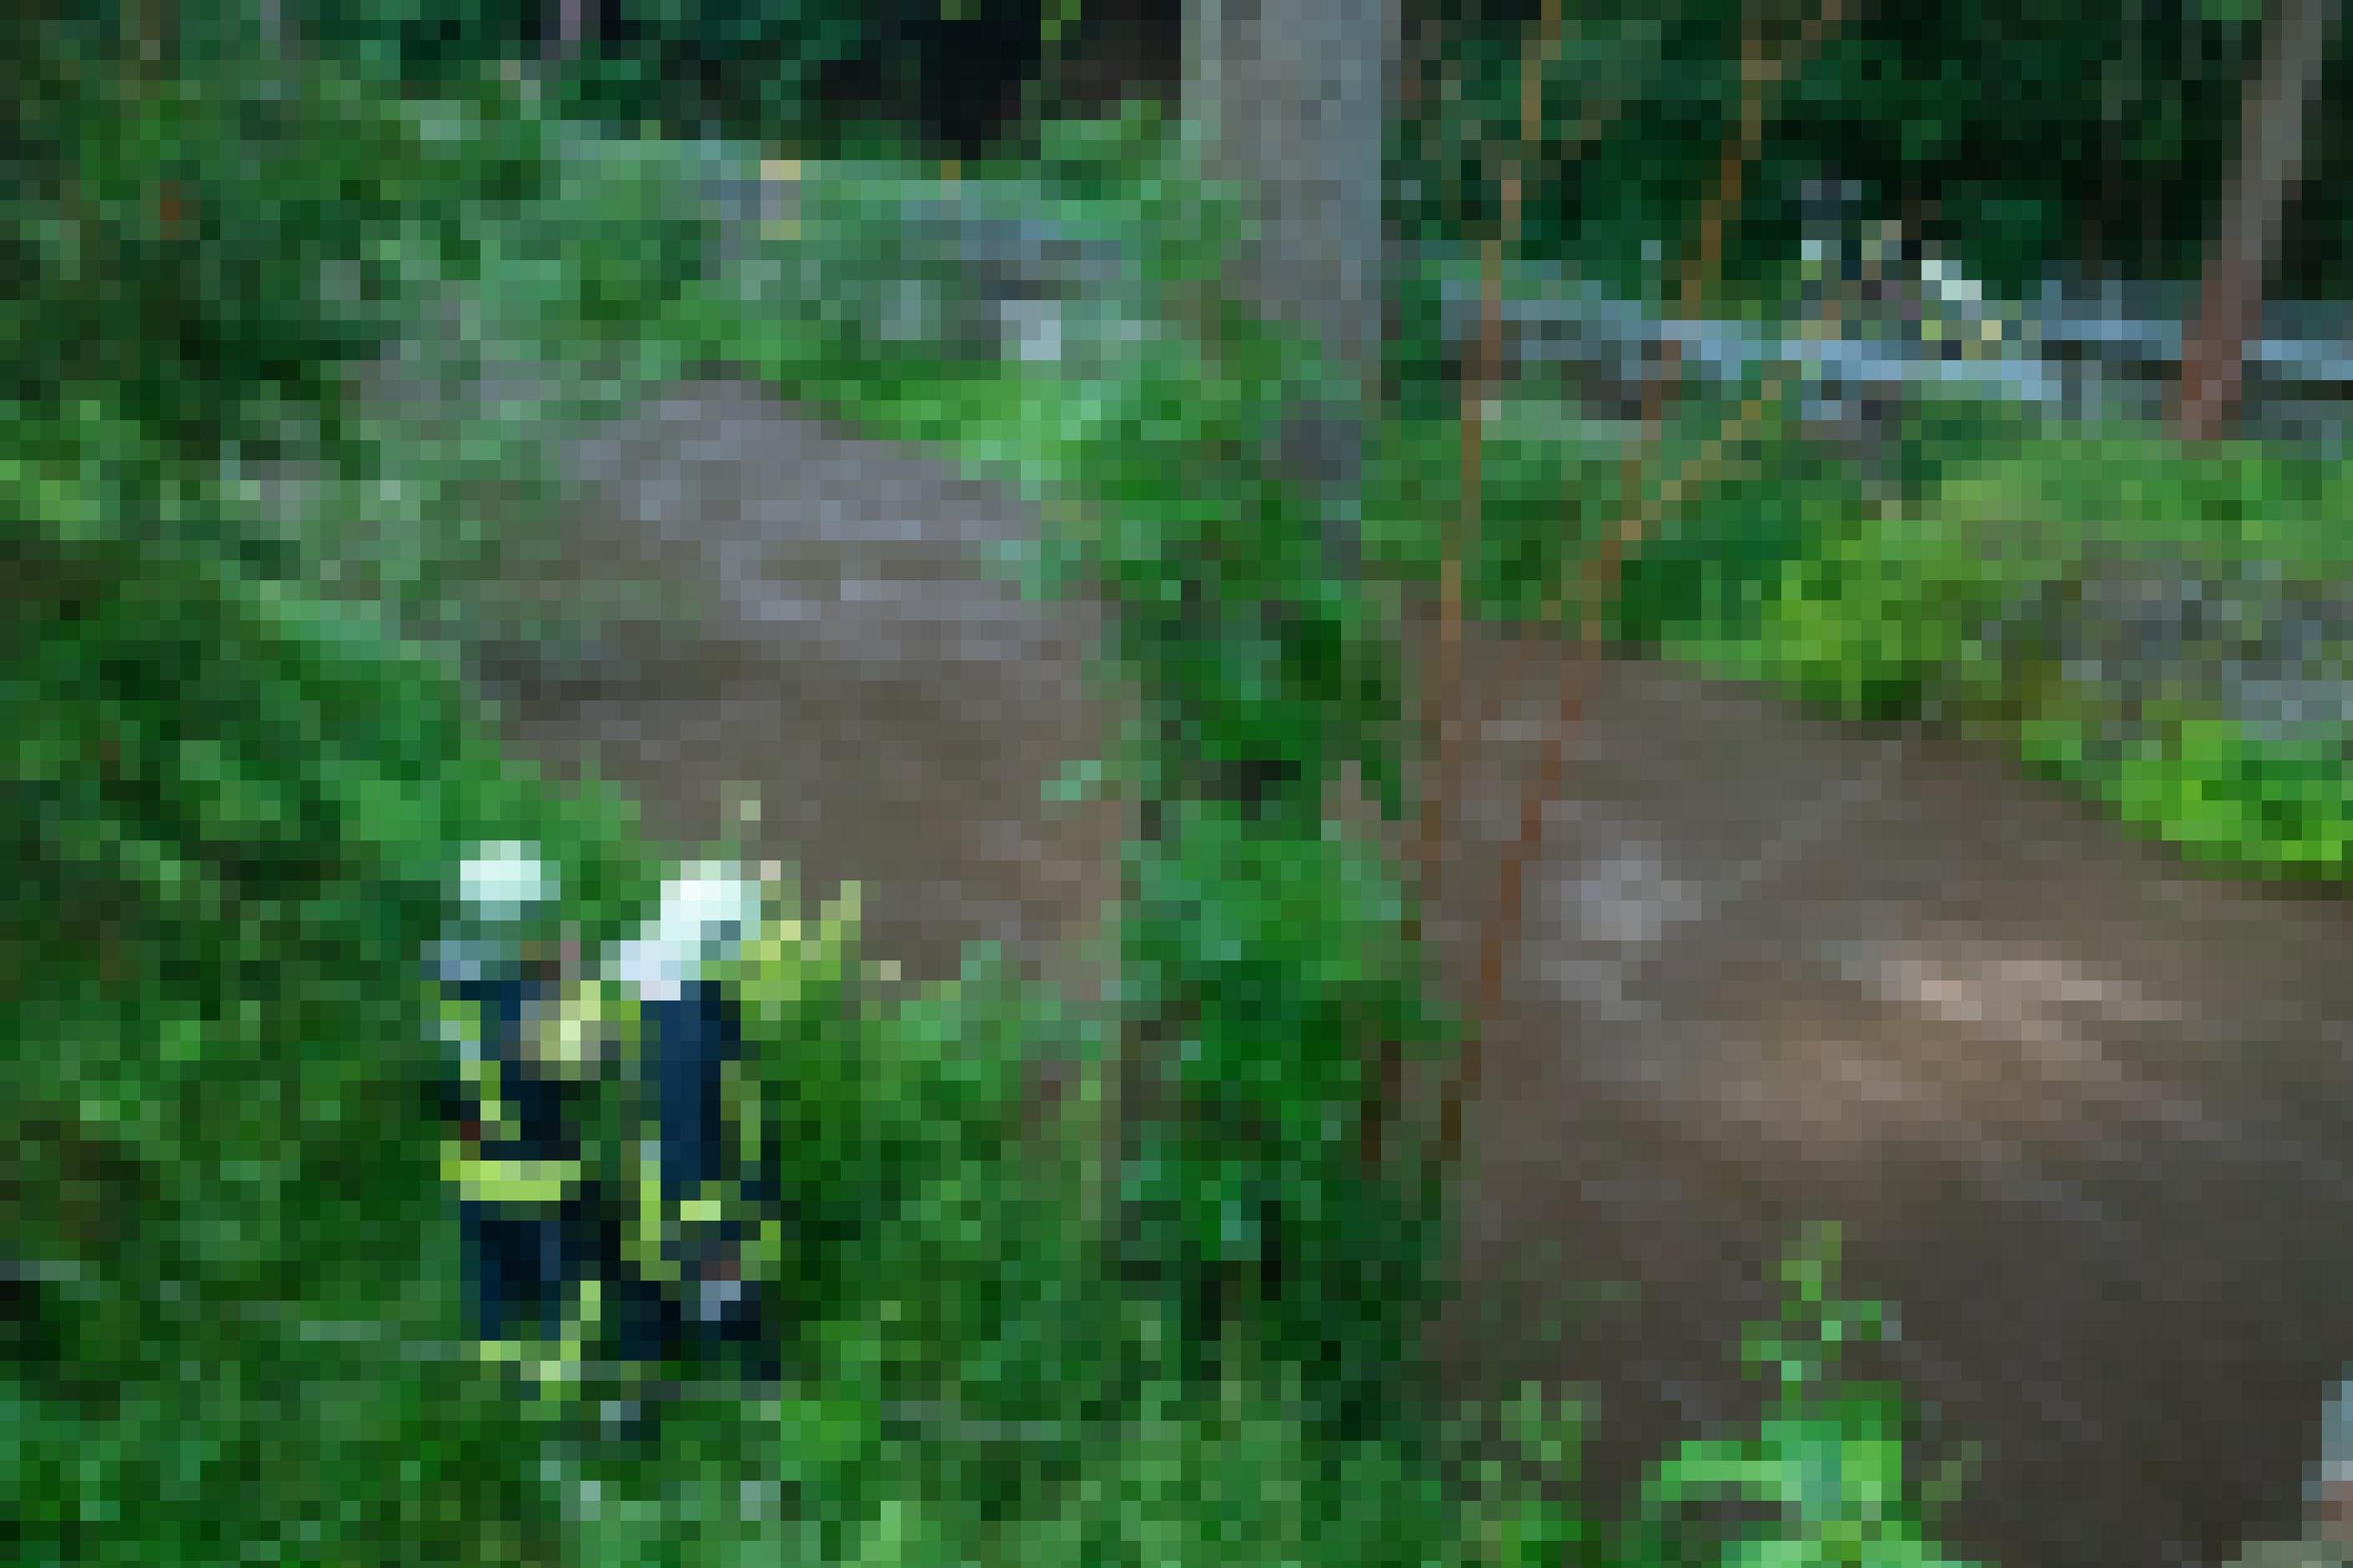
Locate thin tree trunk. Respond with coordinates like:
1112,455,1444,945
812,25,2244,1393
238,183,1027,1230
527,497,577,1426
1400,0,1559,1177
2172,0,2341,443
127,0,175,75
546,0,592,69
1432,0,1851,1170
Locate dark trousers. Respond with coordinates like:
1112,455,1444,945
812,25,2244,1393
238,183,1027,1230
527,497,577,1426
608,980,783,1384
452,978,782,1384
596,1245,781,1386
462,1201,576,1345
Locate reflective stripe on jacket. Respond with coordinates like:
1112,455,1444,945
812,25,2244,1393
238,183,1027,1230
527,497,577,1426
436,976,624,1212
442,1146,587,1206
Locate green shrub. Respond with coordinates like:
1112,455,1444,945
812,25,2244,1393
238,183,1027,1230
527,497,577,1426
303,0,880,136
4,24,665,1561
1363,383,1866,648
7,403,668,1566
1710,432,2353,876
1617,1226,1983,1568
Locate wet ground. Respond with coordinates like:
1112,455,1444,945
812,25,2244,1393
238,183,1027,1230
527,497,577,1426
468,372,2353,1568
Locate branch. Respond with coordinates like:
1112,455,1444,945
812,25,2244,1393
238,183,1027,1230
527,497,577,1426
1433,0,1852,1172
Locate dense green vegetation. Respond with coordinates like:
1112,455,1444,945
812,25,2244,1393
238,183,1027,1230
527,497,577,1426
3,36,659,1562
1687,432,2353,876
1402,0,2353,303
284,0,2353,299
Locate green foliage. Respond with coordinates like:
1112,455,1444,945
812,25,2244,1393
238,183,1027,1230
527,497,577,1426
1699,432,2353,876
719,900,1115,1363
1927,435,2353,579
1363,382,1896,647
486,134,719,353
1708,499,2029,721
0,20,642,668
2063,720,2353,877
550,0,886,141
7,399,666,1567
303,0,877,134
303,0,1064,158
954,175,1448,1426
1616,1226,1982,1568
1397,0,2319,299
1114,801,1444,1422
1011,94,1175,197
9,34,558,471
2,21,666,1562
557,1357,1480,1568
1456,1384,1598,1568
999,1367,1475,1568
227,80,722,663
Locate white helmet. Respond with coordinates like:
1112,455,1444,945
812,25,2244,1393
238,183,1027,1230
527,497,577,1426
611,860,763,1002
459,840,560,924
432,840,564,985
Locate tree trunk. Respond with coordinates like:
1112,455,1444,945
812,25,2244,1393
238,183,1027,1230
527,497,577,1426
2171,0,2341,443
1183,0,1396,577
1106,0,1397,1344
545,0,592,68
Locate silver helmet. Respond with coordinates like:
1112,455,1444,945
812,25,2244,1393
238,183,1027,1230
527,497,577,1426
609,860,763,1003
432,840,567,985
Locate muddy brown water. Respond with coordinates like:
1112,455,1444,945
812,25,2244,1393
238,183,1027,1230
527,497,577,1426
476,375,2353,1568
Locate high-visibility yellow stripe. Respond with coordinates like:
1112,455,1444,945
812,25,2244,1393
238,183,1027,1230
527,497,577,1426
442,1145,583,1205
534,1278,601,1397
628,1138,677,1282
455,1053,516,1143
474,1335,540,1370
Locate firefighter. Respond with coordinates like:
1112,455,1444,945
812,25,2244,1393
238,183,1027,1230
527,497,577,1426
431,841,629,1400
606,860,783,1393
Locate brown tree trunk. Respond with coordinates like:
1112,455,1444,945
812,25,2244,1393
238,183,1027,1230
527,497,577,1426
1431,0,1852,1172
2171,0,2341,443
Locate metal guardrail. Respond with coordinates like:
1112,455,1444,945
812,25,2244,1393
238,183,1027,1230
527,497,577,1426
1415,247,2353,432
589,130,2353,440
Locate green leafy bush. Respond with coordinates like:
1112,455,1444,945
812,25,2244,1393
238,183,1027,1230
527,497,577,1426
1617,1226,1982,1568
4,22,665,1562
1396,0,2294,299
7,402,670,1566
1364,383,1874,648
1714,433,2353,876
